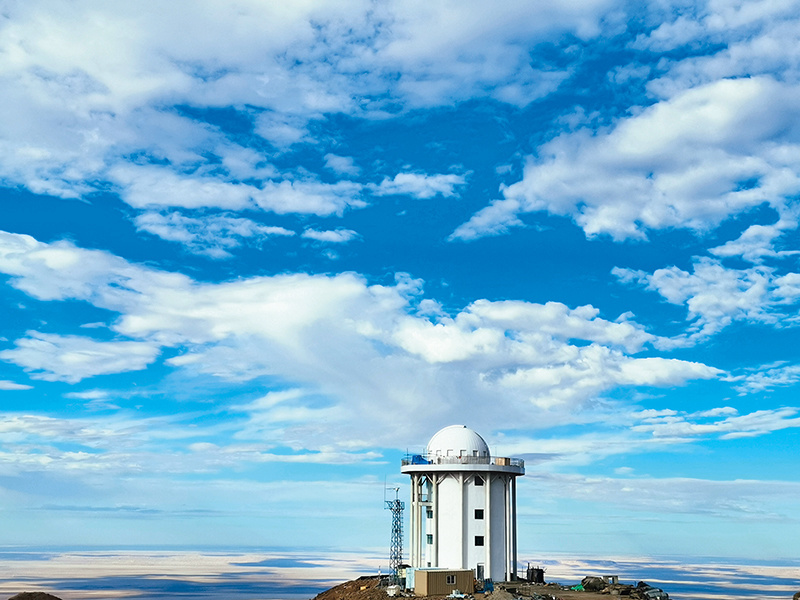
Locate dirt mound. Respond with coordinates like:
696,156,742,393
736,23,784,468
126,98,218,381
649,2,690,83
485,590,516,600
312,576,389,600
8,594,63,600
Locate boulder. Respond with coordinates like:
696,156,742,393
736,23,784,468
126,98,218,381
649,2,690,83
581,577,607,592
9,594,63,600
793,592,800,600
632,582,669,600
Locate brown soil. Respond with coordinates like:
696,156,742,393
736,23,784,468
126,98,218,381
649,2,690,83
312,576,394,600
311,577,652,600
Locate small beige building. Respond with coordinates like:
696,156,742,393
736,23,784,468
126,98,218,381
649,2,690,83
412,569,474,596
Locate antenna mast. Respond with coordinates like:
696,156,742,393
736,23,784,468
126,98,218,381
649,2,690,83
385,486,404,582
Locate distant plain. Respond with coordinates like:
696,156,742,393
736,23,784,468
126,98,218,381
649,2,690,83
0,549,796,600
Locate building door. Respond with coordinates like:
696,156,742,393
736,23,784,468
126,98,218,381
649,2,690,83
476,564,485,581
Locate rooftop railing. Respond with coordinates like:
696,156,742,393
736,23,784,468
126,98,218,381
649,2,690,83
401,454,524,468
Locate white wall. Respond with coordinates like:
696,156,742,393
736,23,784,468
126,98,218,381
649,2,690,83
489,475,508,581
420,471,513,582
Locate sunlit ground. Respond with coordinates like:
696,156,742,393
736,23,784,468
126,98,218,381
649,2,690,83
0,548,382,600
0,549,796,600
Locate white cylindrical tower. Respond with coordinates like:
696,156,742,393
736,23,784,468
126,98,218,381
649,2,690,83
401,425,525,582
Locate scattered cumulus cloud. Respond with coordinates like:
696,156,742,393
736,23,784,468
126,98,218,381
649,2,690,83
135,211,294,258
734,362,800,395
457,77,800,242
0,332,161,383
709,219,800,263
254,179,366,216
0,231,720,449
534,471,800,519
632,406,800,440
0,0,622,209
301,228,359,244
370,172,467,199
614,258,800,341
110,166,257,211
323,154,360,177
449,198,524,241
0,380,32,391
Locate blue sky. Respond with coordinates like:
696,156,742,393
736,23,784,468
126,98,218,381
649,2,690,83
1,0,799,561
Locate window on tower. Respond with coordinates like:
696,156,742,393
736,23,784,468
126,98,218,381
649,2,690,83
475,476,484,486
427,534,433,544
426,508,433,519
474,509,484,519
475,536,485,546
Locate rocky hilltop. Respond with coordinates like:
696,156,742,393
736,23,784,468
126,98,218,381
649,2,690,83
310,576,673,600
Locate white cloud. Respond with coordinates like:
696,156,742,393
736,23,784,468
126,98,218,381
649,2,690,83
492,402,800,468
632,14,708,52
110,165,366,217
323,153,360,177
301,228,359,243
449,198,524,241
0,231,719,449
135,211,294,258
734,362,800,394
632,406,800,440
494,406,800,494
0,380,32,391
65,391,124,413
370,172,466,199
709,219,800,263
254,180,366,216
0,230,161,303
374,0,612,108
110,166,256,210
639,1,800,99
532,471,800,519
0,404,379,482
457,77,800,241
0,0,622,205
0,332,161,383
614,258,800,340
253,112,312,149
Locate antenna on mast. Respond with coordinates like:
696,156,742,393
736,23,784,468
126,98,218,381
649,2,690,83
385,485,404,584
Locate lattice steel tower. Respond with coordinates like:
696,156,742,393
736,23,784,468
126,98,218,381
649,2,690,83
385,487,404,581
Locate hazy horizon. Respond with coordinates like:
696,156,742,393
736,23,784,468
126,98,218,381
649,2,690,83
1,548,797,600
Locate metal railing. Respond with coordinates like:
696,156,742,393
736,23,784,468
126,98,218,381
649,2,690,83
401,454,524,468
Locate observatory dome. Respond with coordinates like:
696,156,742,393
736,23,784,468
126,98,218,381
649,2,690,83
427,424,490,458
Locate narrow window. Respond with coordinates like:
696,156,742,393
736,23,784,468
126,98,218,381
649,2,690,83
475,536,484,546
426,508,433,519
427,534,433,544
474,509,484,520
446,575,456,585
474,476,484,486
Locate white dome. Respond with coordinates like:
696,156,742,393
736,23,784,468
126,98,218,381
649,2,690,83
427,425,490,458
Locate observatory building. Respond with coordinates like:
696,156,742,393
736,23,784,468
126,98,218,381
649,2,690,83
401,425,525,582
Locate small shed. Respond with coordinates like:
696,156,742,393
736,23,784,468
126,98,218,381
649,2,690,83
411,569,474,596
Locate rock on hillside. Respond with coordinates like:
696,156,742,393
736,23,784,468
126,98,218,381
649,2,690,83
312,576,388,600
